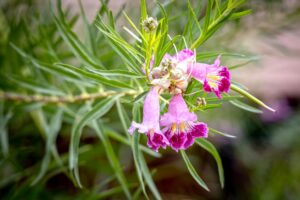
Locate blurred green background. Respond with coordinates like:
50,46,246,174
1,0,300,199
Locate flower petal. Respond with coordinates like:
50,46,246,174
188,63,208,82
183,134,195,149
218,66,230,79
160,94,197,126
189,122,208,138
176,49,195,62
169,132,187,152
213,55,221,67
147,132,169,152
218,77,230,93
142,86,161,132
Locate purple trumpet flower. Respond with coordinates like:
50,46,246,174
128,86,169,152
188,56,231,98
160,94,208,151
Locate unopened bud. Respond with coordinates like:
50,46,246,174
151,67,169,79
196,97,207,106
161,58,176,70
142,17,158,33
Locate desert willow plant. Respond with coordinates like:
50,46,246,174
0,0,275,199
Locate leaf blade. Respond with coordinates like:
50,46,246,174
180,150,209,191
195,138,224,188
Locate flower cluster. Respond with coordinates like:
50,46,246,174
129,49,231,152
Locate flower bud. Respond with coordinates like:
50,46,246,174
151,67,169,79
142,17,158,33
196,97,207,106
161,58,176,70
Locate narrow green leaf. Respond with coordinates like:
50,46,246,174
61,102,160,158
69,95,119,187
196,51,255,60
228,56,259,70
53,4,104,69
123,12,145,42
0,105,12,157
55,63,133,89
187,0,201,31
116,99,131,134
156,35,181,65
131,103,149,199
0,124,9,157
140,0,147,20
203,0,213,34
133,91,148,103
195,138,224,188
9,76,64,96
105,128,161,158
32,109,63,185
92,121,132,199
180,151,210,191
95,19,143,66
230,99,263,114
231,84,275,112
209,127,236,138
77,0,97,55
87,68,143,78
205,95,243,102
140,154,162,200
10,43,93,86
229,9,252,20
95,183,136,199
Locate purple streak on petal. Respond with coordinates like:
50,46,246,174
189,123,208,138
198,56,231,99
203,80,212,92
218,66,230,79
218,77,230,93
160,94,197,126
147,132,169,152
183,134,195,149
214,90,222,99
163,129,171,140
169,132,187,152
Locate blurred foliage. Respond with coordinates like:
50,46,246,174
1,0,300,199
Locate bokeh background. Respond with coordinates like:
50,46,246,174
1,0,300,199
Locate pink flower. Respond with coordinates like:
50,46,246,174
175,49,195,73
160,94,208,151
128,86,169,152
189,56,231,98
